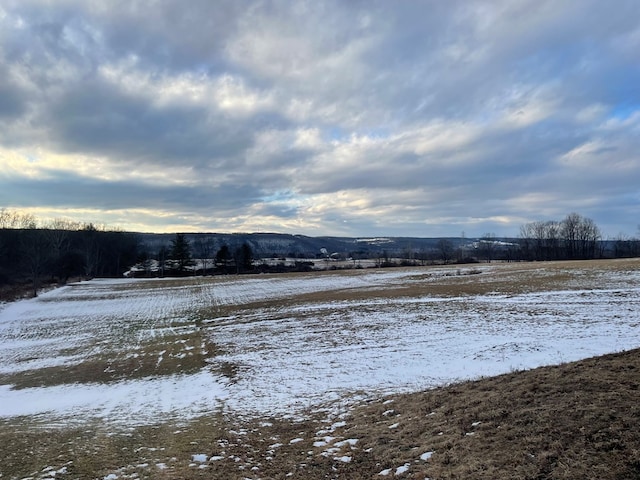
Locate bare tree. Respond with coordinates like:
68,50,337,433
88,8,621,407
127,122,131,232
535,220,560,260
576,216,601,259
561,213,600,259
196,235,215,275
21,229,48,297
437,239,454,264
561,212,582,259
479,233,497,262
81,223,103,279
519,223,533,260
522,213,602,261
44,219,79,284
0,208,10,229
0,209,37,229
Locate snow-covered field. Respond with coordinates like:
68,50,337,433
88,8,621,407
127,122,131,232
1,260,639,428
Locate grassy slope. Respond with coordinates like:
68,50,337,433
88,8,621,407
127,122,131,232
345,348,640,480
2,348,639,479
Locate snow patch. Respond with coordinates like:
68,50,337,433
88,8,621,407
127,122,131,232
420,451,434,461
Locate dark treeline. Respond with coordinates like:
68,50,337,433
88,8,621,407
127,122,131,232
0,210,139,297
518,212,622,262
134,233,259,277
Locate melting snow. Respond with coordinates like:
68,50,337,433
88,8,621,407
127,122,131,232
420,451,434,461
0,265,639,426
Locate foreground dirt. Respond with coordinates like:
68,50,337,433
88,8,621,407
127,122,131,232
2,348,639,479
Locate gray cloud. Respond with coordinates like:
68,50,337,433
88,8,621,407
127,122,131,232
43,76,252,167
0,0,639,237
0,169,261,213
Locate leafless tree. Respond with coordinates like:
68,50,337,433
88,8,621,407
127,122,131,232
43,219,80,283
80,223,103,279
0,208,37,229
530,220,561,260
437,239,454,264
561,213,600,259
480,233,497,262
196,235,215,275
21,229,48,297
522,213,602,261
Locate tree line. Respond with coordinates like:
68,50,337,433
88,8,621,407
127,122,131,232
0,209,139,297
519,212,608,261
471,213,638,263
0,209,263,297
2,208,638,297
380,213,638,265
135,233,255,277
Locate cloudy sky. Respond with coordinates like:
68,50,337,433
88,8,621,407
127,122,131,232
1,1,639,237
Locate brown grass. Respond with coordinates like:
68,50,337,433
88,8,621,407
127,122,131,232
344,348,640,479
0,330,233,389
199,259,636,316
1,349,639,479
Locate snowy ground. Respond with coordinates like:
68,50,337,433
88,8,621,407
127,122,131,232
1,261,639,427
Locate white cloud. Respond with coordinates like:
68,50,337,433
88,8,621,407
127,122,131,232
293,128,323,150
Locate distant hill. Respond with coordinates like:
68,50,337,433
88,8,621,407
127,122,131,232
136,232,493,259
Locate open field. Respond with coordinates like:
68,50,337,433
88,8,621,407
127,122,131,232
1,258,639,479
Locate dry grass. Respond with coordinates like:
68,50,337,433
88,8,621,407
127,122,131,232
1,349,639,479
344,348,640,479
0,330,232,389
201,259,636,315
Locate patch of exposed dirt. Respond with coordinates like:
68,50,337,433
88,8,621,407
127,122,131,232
0,331,230,389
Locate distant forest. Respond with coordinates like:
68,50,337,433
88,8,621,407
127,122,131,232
0,211,139,297
1,209,638,299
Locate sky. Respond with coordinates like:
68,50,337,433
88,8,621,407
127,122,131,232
0,0,639,238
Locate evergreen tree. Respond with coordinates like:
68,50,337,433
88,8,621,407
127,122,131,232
170,233,193,274
215,245,231,273
235,243,254,273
